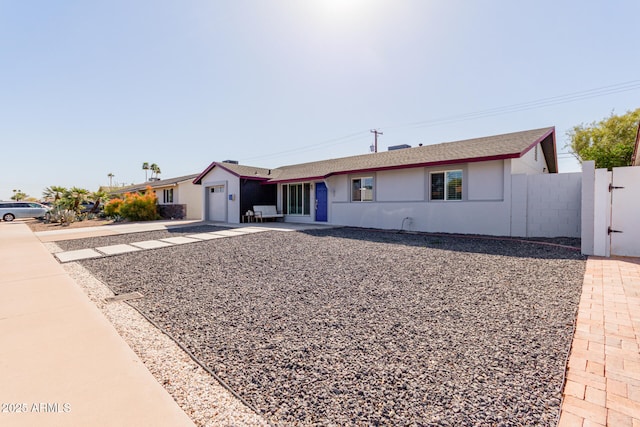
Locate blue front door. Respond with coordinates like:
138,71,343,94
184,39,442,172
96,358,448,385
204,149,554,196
315,182,328,222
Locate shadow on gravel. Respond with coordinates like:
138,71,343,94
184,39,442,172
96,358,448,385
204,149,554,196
302,227,585,260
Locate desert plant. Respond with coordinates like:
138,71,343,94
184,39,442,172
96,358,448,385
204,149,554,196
47,207,76,225
119,187,159,221
104,198,124,218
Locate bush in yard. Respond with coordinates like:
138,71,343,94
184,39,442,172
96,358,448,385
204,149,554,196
118,187,159,221
46,207,77,225
104,198,124,217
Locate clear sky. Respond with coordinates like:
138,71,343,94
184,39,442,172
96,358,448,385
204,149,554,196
1,0,639,200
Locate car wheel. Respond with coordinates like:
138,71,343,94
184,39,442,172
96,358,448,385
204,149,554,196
3,213,15,222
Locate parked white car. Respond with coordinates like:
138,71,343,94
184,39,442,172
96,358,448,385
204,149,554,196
0,201,51,222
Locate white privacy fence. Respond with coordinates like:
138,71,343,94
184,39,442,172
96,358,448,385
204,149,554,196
581,161,640,257
510,172,582,238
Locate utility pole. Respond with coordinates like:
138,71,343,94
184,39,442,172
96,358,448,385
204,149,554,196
370,129,383,153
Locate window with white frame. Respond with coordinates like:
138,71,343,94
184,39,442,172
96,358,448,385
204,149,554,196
351,177,374,202
163,188,174,203
430,170,462,201
282,183,311,215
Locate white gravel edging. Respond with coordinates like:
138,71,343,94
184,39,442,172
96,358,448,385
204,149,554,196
63,262,268,427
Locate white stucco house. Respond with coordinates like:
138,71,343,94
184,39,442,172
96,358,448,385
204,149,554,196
193,127,579,237
111,174,203,220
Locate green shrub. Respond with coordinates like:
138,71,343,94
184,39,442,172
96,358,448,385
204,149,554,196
104,198,124,217
103,187,159,221
117,187,159,221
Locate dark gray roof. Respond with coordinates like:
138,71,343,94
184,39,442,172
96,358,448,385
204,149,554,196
216,162,274,179
268,127,556,182
194,127,557,184
193,162,274,184
111,173,199,194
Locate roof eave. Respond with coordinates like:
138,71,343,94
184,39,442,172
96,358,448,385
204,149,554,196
193,162,217,185
194,162,273,184
240,175,272,181
266,153,523,183
517,127,557,173
193,162,242,185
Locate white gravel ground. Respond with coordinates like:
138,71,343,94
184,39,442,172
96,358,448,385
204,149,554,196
70,228,585,426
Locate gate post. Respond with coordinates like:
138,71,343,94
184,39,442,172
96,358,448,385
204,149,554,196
581,161,612,257
581,161,595,255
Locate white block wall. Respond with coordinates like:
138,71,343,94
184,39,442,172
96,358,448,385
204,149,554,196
514,173,582,238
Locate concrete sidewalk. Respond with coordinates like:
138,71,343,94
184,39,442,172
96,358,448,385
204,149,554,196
0,222,194,426
34,219,204,242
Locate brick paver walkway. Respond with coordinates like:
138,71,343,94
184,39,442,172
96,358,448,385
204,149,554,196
559,256,640,426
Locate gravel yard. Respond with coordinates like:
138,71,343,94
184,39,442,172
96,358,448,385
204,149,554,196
79,228,586,426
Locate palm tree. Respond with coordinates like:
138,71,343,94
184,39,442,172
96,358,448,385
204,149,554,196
89,190,109,213
11,189,27,201
150,163,161,179
142,162,150,181
107,173,114,187
65,187,90,212
42,186,67,203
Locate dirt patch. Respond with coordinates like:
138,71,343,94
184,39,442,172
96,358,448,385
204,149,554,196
25,218,115,232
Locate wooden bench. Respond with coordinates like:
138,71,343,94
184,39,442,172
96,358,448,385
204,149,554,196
253,205,283,222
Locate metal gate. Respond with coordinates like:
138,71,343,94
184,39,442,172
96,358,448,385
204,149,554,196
610,166,640,257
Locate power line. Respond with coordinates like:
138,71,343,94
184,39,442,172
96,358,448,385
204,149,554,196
238,80,640,164
239,131,370,163
386,80,640,131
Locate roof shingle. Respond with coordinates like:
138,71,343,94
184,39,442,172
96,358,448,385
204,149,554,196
194,127,556,184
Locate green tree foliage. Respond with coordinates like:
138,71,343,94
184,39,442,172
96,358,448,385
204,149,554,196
11,190,28,201
89,190,109,213
57,187,90,213
568,108,640,170
42,186,67,202
150,163,161,179
142,162,149,181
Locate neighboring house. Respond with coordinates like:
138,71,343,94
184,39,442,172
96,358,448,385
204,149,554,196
111,174,202,220
194,127,572,236
193,163,277,223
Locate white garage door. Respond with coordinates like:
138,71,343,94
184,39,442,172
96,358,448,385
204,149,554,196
208,185,227,222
